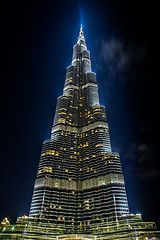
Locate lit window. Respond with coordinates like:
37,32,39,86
96,144,104,147
43,167,52,173
55,151,59,156
58,118,65,124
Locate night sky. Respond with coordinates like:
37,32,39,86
1,0,159,229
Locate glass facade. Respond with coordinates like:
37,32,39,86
29,25,129,229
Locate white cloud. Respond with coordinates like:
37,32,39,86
98,37,147,86
101,38,129,71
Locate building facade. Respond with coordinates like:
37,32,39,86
29,25,129,231
0,26,160,240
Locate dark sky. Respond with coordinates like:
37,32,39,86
1,0,159,229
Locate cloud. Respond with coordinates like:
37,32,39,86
97,37,147,88
124,143,160,178
101,38,129,72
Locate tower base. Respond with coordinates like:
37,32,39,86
0,214,160,239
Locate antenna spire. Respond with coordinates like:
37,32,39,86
77,24,86,45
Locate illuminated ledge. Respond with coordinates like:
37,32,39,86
81,82,97,89
82,121,108,133
51,121,108,134
57,235,96,240
63,82,97,92
34,173,124,191
63,85,80,91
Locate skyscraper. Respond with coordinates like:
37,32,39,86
29,24,129,227
0,26,159,240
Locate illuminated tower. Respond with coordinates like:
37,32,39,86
1,25,159,240
29,25,129,231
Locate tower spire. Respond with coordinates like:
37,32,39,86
77,24,86,45
80,24,82,31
